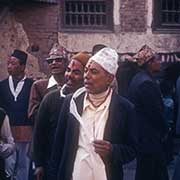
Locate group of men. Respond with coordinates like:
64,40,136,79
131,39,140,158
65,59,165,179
0,43,179,180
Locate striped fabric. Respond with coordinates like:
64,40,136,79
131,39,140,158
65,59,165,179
119,52,180,63
34,0,58,3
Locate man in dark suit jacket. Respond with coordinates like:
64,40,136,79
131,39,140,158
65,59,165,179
50,47,137,180
33,52,91,180
128,45,169,180
27,44,69,180
172,76,180,180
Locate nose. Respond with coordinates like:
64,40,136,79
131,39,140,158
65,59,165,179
84,70,90,80
66,70,73,80
51,59,57,64
7,63,12,69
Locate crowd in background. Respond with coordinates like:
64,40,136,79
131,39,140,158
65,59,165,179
0,43,180,180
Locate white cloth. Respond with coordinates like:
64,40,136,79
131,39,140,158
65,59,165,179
89,47,119,75
47,75,58,89
59,84,67,97
70,87,113,180
8,75,26,101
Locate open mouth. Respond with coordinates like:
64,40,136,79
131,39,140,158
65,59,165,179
84,82,92,88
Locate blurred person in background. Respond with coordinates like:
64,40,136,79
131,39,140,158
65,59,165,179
28,43,69,123
128,45,169,180
0,49,33,180
0,107,15,180
28,44,69,180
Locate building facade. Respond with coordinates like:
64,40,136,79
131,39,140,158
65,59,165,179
0,0,180,78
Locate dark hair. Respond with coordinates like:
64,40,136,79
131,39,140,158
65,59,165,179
116,61,139,97
92,44,106,55
140,54,160,69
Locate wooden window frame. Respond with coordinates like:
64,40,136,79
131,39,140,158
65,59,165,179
153,0,180,33
60,0,113,32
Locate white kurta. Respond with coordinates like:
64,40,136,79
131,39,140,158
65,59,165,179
71,88,112,180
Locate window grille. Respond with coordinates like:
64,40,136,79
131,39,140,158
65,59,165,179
161,0,180,26
61,0,113,30
154,0,180,30
34,0,58,3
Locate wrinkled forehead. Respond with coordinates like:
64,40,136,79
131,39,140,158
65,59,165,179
86,59,100,68
86,59,108,73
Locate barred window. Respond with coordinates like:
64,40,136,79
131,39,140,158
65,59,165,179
61,0,113,31
154,0,180,30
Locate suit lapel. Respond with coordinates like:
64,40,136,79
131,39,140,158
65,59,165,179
74,92,85,116
103,92,118,141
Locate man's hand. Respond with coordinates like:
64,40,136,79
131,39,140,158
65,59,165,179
93,140,112,160
34,166,44,180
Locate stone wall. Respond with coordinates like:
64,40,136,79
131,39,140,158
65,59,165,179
0,2,58,80
0,0,180,79
58,32,180,53
0,6,44,80
120,0,147,32
58,0,180,53
14,2,59,74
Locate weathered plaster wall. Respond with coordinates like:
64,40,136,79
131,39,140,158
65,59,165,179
14,3,59,74
1,0,180,78
58,32,180,53
0,7,44,80
58,0,180,53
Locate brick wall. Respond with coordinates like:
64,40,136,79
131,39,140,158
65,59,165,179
120,0,147,32
14,2,59,74
1,0,180,78
1,1,148,75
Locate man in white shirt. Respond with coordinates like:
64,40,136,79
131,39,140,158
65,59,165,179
50,47,137,180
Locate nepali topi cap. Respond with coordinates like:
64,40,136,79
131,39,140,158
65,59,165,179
89,47,119,75
11,49,28,65
71,52,91,67
46,43,68,61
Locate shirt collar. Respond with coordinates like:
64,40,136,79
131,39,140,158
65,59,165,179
47,75,58,89
83,93,89,110
10,75,27,81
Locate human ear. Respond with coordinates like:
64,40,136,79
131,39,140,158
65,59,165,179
106,74,114,86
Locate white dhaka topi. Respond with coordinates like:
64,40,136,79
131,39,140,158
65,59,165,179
89,47,119,75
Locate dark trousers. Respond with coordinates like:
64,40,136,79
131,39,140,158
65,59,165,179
28,161,35,180
0,158,6,180
172,151,180,180
135,153,169,180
